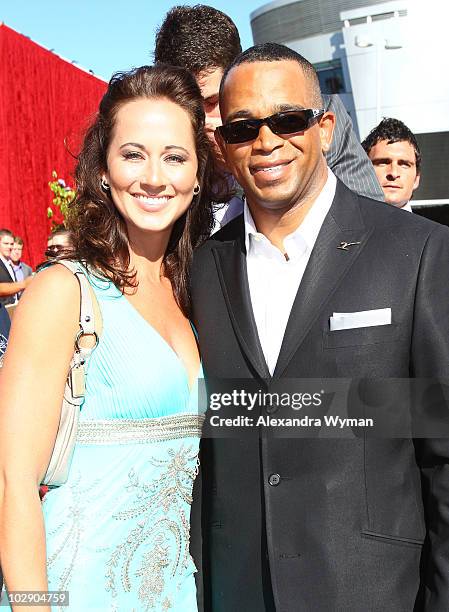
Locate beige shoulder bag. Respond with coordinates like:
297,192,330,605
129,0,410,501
41,260,102,488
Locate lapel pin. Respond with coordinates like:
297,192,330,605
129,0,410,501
337,241,361,251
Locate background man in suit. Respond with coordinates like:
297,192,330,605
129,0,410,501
0,229,31,305
10,237,32,301
0,229,19,306
154,5,384,232
10,237,32,280
362,117,421,211
191,43,449,611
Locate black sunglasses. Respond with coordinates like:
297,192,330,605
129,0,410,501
217,109,324,144
45,244,67,259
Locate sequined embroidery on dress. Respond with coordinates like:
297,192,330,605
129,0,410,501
105,444,200,610
45,473,99,596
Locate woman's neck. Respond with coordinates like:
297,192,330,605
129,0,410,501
126,226,170,283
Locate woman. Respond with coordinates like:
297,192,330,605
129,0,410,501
0,65,225,610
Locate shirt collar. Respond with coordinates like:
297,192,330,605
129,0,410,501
0,254,12,268
401,201,413,213
244,168,337,258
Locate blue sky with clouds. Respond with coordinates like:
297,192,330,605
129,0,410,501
1,0,266,81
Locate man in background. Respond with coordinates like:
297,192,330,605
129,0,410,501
11,237,32,280
154,4,384,231
9,237,32,301
46,228,73,259
0,229,26,305
0,230,16,302
362,117,421,211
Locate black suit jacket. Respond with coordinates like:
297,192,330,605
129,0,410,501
190,180,449,611
0,259,15,305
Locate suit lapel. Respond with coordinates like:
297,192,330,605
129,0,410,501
273,181,373,378
0,258,13,282
212,229,270,380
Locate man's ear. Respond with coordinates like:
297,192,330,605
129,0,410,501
319,111,336,154
413,172,421,192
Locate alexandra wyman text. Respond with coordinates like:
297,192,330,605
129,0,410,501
209,416,374,428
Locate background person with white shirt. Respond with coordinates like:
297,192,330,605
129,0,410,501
0,229,18,306
191,43,449,611
0,229,31,305
362,117,421,212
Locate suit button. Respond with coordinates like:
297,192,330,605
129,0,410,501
268,473,281,486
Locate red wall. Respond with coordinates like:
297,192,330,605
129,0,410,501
0,24,107,267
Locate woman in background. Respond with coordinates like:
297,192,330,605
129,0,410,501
0,64,225,611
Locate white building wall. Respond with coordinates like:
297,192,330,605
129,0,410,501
251,0,449,139
341,0,449,139
287,31,358,132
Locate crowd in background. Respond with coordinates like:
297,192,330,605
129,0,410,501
0,228,73,364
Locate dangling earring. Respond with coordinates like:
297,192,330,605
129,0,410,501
193,185,200,195
101,178,110,191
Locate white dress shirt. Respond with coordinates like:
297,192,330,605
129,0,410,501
0,254,18,304
402,202,413,213
245,168,337,375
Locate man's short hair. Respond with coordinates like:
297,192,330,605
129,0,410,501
362,118,421,173
220,42,323,108
0,229,13,239
13,236,23,246
154,5,242,75
48,228,71,240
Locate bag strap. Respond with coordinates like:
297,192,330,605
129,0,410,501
57,260,102,366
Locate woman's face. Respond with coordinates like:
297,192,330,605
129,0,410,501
104,97,199,240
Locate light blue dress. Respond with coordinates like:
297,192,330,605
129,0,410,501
42,270,203,611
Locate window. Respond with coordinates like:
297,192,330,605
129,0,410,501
314,60,346,95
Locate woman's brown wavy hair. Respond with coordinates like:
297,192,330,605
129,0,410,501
68,64,228,316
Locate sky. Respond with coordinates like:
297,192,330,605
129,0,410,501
1,0,266,82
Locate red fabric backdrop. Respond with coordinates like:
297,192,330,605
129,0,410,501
0,24,107,267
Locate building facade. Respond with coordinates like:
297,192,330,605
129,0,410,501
250,0,449,205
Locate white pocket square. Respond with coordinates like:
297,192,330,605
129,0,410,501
330,308,391,331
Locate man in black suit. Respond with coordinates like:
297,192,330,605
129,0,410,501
0,229,18,306
191,43,449,611
0,229,31,305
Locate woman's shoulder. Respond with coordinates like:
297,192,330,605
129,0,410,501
36,260,120,308
8,261,80,349
23,262,80,311
38,260,105,290
36,260,81,288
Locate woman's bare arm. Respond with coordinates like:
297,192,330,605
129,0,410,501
0,265,79,608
